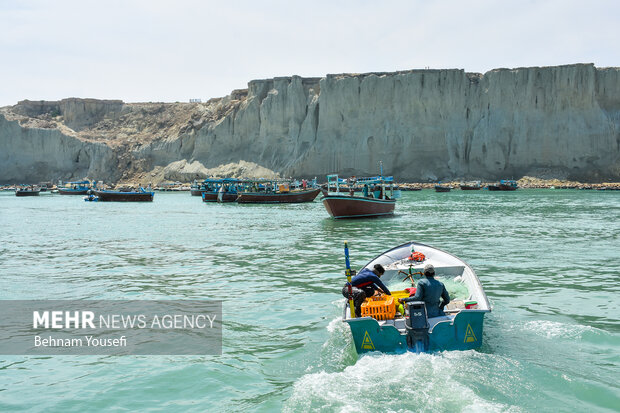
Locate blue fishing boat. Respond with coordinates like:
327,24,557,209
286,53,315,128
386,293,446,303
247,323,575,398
459,181,482,190
191,179,216,196
487,179,518,191
236,179,321,203
92,187,154,202
498,179,518,190
198,178,245,202
342,241,491,354
58,180,92,195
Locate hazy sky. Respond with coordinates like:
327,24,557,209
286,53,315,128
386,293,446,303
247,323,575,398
0,0,618,106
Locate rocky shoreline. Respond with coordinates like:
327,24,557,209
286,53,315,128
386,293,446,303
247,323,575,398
4,176,620,192
397,176,620,190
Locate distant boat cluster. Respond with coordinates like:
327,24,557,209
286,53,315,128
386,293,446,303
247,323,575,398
4,174,619,216
3,180,155,202
191,178,322,204
433,180,518,192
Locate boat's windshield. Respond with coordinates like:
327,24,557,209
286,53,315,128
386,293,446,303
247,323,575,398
386,276,470,301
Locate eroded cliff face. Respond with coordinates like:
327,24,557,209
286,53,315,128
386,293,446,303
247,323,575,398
0,114,118,183
199,64,619,181
1,64,619,184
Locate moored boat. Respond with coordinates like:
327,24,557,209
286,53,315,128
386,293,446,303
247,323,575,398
233,178,321,204
342,241,491,354
190,182,203,196
217,185,240,203
202,191,218,202
321,174,396,218
498,179,518,190
15,187,40,196
237,184,321,204
92,188,154,202
198,178,246,202
191,179,217,196
487,179,518,191
58,180,92,195
459,181,482,190
434,184,452,192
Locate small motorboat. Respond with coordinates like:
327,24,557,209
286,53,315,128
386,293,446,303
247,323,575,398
341,241,491,354
83,194,99,202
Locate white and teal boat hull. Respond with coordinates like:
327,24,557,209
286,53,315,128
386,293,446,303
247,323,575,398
343,241,491,354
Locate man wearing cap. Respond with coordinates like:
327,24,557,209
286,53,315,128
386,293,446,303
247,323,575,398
342,264,391,317
399,264,450,318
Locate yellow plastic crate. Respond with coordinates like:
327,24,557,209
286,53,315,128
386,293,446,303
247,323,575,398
361,295,395,320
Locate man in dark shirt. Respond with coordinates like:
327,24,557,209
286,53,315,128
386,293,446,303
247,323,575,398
342,264,391,317
399,264,450,318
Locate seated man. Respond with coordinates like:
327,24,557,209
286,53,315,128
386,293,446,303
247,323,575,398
399,264,450,318
342,264,391,317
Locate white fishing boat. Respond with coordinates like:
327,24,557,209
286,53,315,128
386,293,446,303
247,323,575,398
342,241,491,354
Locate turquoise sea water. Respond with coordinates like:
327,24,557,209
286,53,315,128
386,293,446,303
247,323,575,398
0,190,618,412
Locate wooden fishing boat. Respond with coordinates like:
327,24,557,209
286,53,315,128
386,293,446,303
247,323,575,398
321,174,396,218
459,181,482,190
92,188,154,202
191,179,218,196
15,187,40,196
434,185,452,192
200,179,226,202
487,180,518,191
190,182,204,196
498,179,518,190
236,187,321,203
235,179,320,204
201,191,218,202
217,185,240,203
58,180,91,195
198,179,245,202
342,241,491,354
322,195,396,218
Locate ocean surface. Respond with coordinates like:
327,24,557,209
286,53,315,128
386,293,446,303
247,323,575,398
0,189,618,412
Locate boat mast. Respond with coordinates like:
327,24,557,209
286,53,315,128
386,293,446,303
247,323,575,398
379,161,384,200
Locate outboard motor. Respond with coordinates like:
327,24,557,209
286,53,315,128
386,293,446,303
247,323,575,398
405,301,429,353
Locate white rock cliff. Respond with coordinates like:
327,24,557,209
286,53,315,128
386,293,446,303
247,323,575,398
1,64,619,183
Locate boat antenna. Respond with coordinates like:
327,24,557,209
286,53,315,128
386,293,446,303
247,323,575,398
344,241,356,318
